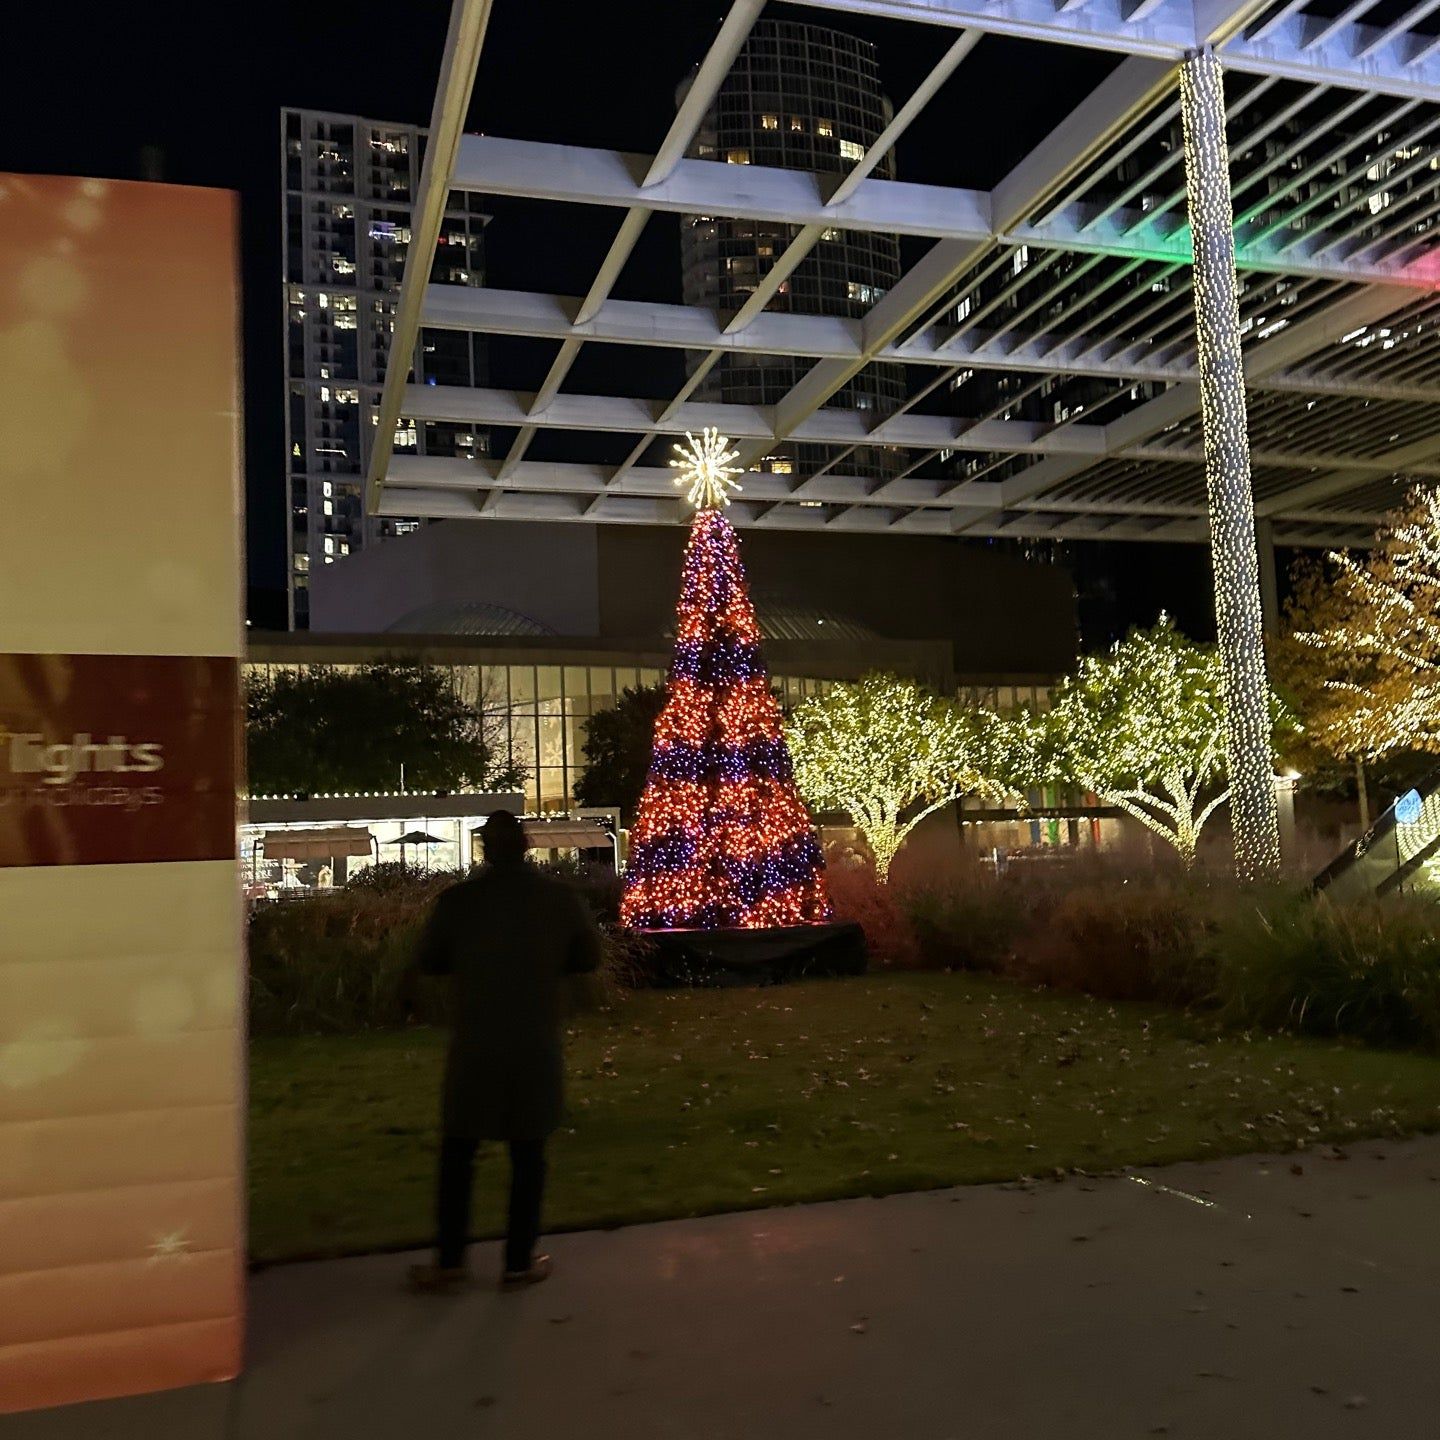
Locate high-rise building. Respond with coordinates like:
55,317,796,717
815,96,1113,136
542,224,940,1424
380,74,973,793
281,108,490,629
677,20,905,481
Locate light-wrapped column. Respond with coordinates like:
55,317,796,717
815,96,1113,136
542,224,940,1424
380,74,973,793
1180,47,1281,881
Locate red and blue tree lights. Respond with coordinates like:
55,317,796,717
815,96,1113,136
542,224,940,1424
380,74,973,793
621,431,832,931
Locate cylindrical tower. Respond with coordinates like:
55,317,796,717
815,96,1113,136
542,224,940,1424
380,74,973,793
678,20,906,482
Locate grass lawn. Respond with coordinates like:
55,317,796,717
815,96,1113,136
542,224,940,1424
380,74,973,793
249,972,1440,1263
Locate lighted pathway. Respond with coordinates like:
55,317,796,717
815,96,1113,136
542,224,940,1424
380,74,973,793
11,1138,1440,1439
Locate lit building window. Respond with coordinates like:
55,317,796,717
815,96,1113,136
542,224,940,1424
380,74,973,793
790,117,803,131
761,114,779,130
323,500,334,516
368,221,412,244
817,121,834,137
839,138,864,161
847,281,880,304
726,149,751,165
323,536,335,555
322,481,333,498
394,421,417,448
821,227,841,242
771,459,793,475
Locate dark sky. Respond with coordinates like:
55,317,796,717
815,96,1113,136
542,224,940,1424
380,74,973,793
0,2,1216,642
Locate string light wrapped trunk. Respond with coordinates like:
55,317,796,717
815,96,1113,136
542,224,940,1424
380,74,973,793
1180,47,1282,881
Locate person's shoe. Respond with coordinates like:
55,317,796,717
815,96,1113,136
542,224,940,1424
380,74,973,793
500,1253,552,1291
407,1262,471,1294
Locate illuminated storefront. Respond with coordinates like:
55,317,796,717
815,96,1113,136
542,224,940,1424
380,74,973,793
243,793,618,898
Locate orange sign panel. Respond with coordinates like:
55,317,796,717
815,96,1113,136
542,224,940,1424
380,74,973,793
0,175,244,1415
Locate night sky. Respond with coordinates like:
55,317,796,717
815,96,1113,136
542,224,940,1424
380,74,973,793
1,1,1222,643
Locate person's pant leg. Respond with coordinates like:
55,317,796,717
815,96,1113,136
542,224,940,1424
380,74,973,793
505,1138,547,1273
436,1135,479,1270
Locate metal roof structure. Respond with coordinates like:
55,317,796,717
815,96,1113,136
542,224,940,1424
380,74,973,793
368,0,1440,549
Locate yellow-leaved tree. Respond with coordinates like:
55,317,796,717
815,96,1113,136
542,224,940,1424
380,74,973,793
1279,486,1440,827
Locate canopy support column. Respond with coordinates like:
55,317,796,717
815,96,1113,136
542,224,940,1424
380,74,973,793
1181,46,1281,881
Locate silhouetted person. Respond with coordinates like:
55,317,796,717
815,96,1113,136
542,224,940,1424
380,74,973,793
408,810,601,1292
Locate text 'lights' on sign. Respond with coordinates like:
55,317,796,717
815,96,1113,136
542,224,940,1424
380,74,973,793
0,653,238,868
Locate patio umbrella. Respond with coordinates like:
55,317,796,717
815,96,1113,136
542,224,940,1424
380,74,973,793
386,830,446,868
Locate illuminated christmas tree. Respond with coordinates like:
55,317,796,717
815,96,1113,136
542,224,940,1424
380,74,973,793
621,429,832,931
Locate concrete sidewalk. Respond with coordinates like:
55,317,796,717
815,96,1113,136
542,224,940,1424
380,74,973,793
8,1138,1440,1439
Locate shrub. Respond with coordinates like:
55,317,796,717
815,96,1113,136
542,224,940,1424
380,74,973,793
248,865,634,1035
248,895,439,1035
1018,881,1213,1003
536,855,625,924
1212,889,1440,1048
900,879,1030,974
343,861,462,898
824,862,920,968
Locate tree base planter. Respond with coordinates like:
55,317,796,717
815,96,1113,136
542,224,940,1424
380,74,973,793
630,922,867,987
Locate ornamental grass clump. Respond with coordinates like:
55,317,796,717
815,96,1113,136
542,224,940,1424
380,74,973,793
901,880,1030,974
1017,880,1216,1003
824,862,921,968
248,894,436,1035
1212,889,1440,1049
248,864,632,1035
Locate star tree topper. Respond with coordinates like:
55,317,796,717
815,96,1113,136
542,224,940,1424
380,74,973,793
671,427,744,510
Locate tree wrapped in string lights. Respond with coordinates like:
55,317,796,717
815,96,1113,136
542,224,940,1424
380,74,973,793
1287,486,1440,762
787,674,1032,881
620,429,832,931
1047,619,1290,868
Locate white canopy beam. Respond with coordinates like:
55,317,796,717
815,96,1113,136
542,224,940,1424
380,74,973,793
494,0,766,484
364,0,494,514
795,0,1440,99
448,134,1439,288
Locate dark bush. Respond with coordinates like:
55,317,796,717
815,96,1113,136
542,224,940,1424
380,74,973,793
901,879,1031,974
1212,889,1440,1048
248,894,440,1035
1017,881,1213,1003
248,863,633,1035
824,862,920,968
342,861,463,897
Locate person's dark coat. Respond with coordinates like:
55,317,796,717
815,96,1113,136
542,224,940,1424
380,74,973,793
417,861,602,1141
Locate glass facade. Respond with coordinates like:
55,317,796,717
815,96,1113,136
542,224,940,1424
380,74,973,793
246,658,835,814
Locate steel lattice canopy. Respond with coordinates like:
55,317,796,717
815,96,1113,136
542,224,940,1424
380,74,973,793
368,0,1440,546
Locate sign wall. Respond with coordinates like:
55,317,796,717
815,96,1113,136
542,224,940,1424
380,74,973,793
0,175,245,1412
